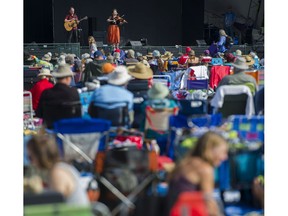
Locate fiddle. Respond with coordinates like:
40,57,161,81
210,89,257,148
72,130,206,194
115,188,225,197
113,15,128,24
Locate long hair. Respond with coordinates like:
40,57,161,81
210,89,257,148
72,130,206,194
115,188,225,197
189,131,227,166
219,29,227,37
88,36,96,45
27,135,60,170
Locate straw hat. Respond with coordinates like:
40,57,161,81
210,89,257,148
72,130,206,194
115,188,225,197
52,65,73,78
42,54,51,61
37,68,52,77
231,57,249,70
244,55,255,66
102,63,115,74
148,83,169,99
161,51,173,60
128,62,153,79
107,66,132,85
141,59,150,68
146,52,153,58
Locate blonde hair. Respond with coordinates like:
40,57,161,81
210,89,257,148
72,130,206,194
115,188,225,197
219,29,227,37
190,131,228,166
88,36,96,45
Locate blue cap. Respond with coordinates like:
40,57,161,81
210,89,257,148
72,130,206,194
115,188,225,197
94,50,103,58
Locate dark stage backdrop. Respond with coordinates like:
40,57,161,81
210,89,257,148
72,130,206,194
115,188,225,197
24,0,205,46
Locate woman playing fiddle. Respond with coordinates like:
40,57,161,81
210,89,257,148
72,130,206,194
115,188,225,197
107,9,127,49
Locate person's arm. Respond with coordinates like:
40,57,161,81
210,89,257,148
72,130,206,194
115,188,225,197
217,36,225,46
50,167,75,198
64,15,72,22
107,16,115,23
199,166,223,216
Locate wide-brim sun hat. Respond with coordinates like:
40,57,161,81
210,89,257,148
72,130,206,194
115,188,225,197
108,66,132,85
42,54,51,61
244,55,255,66
148,82,169,99
37,68,52,77
161,51,173,60
127,62,153,79
231,57,249,70
51,65,73,78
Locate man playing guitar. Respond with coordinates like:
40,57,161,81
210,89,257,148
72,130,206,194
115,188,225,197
64,7,79,43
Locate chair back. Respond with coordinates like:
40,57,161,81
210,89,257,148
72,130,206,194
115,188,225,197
24,91,33,118
177,99,207,116
43,101,82,129
210,85,255,118
153,75,171,87
53,118,111,162
127,79,149,97
89,103,129,127
218,94,248,118
187,79,209,91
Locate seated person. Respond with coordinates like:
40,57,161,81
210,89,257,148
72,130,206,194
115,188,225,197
124,49,139,66
30,68,54,111
26,134,90,206
88,66,134,126
200,50,212,66
217,57,258,94
166,131,228,216
185,50,200,68
178,47,191,66
36,65,81,129
81,51,107,83
127,62,153,97
149,50,165,74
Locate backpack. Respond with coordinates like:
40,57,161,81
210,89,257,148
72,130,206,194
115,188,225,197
225,36,234,49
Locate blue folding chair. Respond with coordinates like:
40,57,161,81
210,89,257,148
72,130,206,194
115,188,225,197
176,99,208,116
53,118,111,163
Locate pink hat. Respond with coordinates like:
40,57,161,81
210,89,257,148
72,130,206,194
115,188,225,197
114,48,121,53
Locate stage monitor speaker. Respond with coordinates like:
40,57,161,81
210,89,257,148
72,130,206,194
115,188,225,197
127,41,142,46
93,31,106,44
196,40,207,47
96,41,104,47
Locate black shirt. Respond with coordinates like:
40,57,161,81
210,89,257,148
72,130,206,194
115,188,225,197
36,83,81,128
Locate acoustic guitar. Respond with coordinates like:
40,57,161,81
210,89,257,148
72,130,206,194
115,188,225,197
64,16,88,31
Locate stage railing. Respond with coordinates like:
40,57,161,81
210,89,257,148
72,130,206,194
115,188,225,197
24,43,81,58
23,43,264,59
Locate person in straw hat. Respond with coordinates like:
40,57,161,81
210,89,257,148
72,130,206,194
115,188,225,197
127,62,153,96
217,56,257,93
30,68,54,110
88,66,134,119
161,51,175,71
36,65,81,129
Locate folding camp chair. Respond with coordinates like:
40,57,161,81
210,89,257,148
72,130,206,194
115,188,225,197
23,91,34,130
152,75,171,88
210,85,255,119
176,99,208,116
88,102,130,128
144,101,179,155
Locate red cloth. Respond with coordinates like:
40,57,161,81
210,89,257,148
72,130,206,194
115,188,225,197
178,54,189,65
157,156,173,170
209,65,231,89
170,192,208,216
30,79,54,110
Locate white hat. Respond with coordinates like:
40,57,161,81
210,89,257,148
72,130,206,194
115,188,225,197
42,54,51,61
153,50,160,57
47,52,52,57
108,66,132,86
37,68,52,77
231,57,249,70
52,65,73,78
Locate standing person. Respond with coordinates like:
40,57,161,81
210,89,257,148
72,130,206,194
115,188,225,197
64,7,79,43
217,29,228,54
106,9,127,49
88,36,98,58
